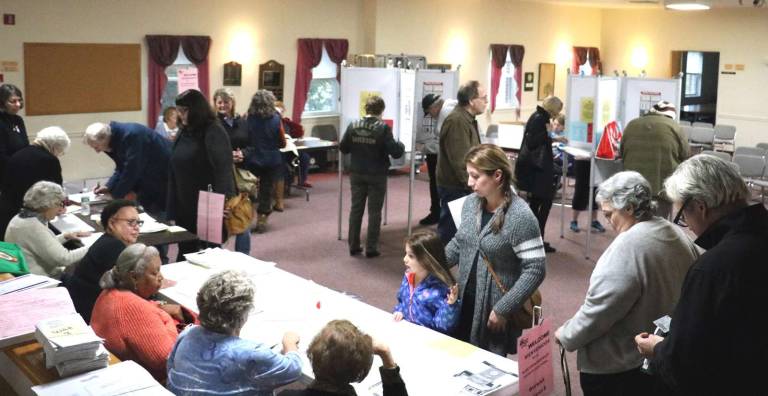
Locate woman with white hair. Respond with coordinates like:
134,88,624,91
91,244,195,382
0,126,71,238
4,181,90,276
167,270,302,394
555,171,698,396
635,154,768,395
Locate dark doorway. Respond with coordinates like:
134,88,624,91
672,50,719,124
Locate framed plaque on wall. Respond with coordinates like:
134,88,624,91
259,60,284,101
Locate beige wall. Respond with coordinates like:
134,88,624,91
601,8,768,147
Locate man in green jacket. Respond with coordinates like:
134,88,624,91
436,80,487,243
620,101,689,218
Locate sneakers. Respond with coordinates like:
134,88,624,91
419,213,439,226
299,182,313,188
569,221,580,233
365,250,380,258
349,247,362,256
591,220,606,233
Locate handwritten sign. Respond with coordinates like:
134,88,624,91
517,318,554,396
197,190,225,244
177,67,199,93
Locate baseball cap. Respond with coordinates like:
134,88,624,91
650,100,676,119
421,94,441,115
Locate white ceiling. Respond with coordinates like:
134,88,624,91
524,0,763,9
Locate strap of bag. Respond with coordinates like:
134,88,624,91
481,253,508,294
560,345,572,396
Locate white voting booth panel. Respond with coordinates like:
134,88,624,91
159,256,519,396
413,69,460,139
620,77,682,125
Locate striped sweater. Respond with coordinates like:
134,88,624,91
446,193,546,355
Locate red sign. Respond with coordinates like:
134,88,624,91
517,318,555,396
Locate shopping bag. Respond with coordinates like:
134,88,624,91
0,241,29,276
596,121,622,160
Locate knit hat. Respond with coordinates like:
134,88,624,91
650,100,676,119
421,94,441,115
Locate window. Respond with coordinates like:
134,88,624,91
494,51,519,109
303,47,340,115
579,54,593,76
160,48,196,112
684,51,703,98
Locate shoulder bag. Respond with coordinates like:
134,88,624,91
225,191,253,235
481,253,542,330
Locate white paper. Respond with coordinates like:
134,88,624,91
78,232,103,249
0,274,60,295
68,192,108,204
138,213,168,233
32,360,172,396
168,225,187,233
0,288,76,347
50,214,95,233
448,196,468,229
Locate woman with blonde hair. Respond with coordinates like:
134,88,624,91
447,144,545,356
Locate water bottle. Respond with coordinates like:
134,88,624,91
81,194,91,216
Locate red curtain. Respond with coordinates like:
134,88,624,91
324,39,349,82
509,45,525,110
587,47,601,76
181,36,212,99
489,44,509,113
291,38,324,121
146,35,180,127
572,47,588,75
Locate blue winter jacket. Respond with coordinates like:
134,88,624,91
393,273,459,334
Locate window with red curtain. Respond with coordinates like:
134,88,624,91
572,46,600,76
291,38,348,122
146,35,211,127
489,44,524,113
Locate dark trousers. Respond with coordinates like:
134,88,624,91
580,367,653,396
437,186,470,244
528,194,553,240
251,166,277,215
425,154,440,216
348,173,387,252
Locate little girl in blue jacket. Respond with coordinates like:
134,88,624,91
393,231,459,334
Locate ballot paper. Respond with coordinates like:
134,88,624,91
0,288,76,348
138,213,168,233
0,274,60,295
31,360,172,396
68,192,109,204
197,190,225,244
448,196,468,229
50,213,96,233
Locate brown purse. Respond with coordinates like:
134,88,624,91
225,192,253,235
481,254,542,330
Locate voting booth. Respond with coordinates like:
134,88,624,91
619,77,683,126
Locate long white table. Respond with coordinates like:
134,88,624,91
159,253,519,396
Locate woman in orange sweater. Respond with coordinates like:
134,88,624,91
91,243,195,382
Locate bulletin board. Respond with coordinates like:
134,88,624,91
23,43,141,115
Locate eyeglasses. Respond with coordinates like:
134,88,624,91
113,218,144,228
673,198,691,228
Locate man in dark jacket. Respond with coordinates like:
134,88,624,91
84,121,172,214
436,81,487,244
339,96,404,258
635,154,768,395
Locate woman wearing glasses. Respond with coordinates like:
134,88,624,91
4,181,89,277
65,199,141,323
555,171,698,396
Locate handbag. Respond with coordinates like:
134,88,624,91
225,192,253,235
0,241,29,276
233,166,259,197
481,253,542,330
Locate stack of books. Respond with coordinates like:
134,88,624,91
34,313,109,377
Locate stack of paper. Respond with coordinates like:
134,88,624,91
34,313,108,377
0,274,60,295
31,360,173,396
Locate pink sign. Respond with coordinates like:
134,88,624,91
197,190,225,244
517,318,555,396
177,67,199,93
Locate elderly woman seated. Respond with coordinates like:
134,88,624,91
65,199,140,323
91,243,195,382
555,171,699,396
167,270,302,395
4,181,89,277
278,319,408,396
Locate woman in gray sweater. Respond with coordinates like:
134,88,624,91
555,171,699,396
446,144,546,356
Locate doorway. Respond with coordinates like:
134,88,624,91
671,50,719,124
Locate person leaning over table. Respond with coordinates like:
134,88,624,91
4,181,89,277
91,243,196,382
0,126,70,240
64,199,140,323
278,319,408,396
555,171,698,396
447,144,545,356
0,83,29,190
168,89,235,258
167,270,303,395
635,154,768,396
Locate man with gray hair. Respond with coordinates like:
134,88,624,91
620,100,689,218
84,121,171,214
635,154,768,395
436,80,487,243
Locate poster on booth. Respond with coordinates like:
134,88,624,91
359,91,382,117
517,318,554,396
178,67,199,93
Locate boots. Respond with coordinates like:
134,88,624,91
273,180,285,212
253,213,269,234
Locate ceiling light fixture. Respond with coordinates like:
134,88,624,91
664,0,711,10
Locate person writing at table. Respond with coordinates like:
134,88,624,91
167,270,303,395
278,319,408,396
91,243,195,382
65,199,140,323
4,181,89,277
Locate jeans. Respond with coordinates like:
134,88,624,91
348,173,387,252
528,194,553,241
234,232,250,255
425,154,440,216
437,186,470,244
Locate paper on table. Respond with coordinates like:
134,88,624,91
197,190,225,244
79,232,103,248
0,274,60,295
65,205,81,214
68,192,108,204
138,213,168,233
447,196,468,229
168,225,187,233
426,336,476,359
31,360,173,396
50,213,96,233
0,288,76,347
